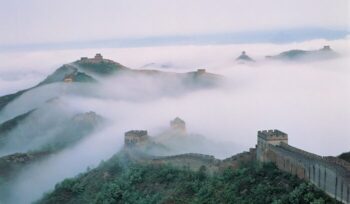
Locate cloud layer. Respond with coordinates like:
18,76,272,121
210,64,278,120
0,0,348,45
0,37,349,203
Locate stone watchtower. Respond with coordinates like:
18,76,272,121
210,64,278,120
256,129,288,162
197,69,206,75
170,117,187,135
321,45,331,51
124,130,149,147
236,51,254,62
94,53,103,62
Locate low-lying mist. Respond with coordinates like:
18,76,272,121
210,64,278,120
0,37,349,203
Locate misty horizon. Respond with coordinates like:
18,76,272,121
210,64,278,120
0,27,348,52
0,1,349,203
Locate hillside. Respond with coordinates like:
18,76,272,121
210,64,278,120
0,110,33,138
0,111,103,188
339,152,350,163
236,51,255,63
36,150,340,204
266,45,338,61
0,110,102,154
0,54,221,113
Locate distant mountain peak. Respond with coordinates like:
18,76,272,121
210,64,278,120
266,45,338,61
74,53,130,75
320,45,332,51
236,51,255,62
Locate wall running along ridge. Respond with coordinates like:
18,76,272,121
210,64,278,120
257,129,350,204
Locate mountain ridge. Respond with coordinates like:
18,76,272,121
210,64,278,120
0,54,221,113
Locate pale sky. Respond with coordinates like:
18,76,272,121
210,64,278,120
0,0,349,45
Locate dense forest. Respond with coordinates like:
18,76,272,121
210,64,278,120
37,153,340,204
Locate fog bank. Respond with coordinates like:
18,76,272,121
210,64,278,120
0,38,349,203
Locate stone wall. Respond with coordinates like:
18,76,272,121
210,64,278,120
258,136,350,204
152,153,221,174
151,150,257,174
221,148,256,170
124,130,149,147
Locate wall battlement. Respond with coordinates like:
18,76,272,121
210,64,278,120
124,130,149,147
170,117,187,134
79,53,113,64
278,142,322,161
257,130,350,204
258,129,288,141
155,153,219,163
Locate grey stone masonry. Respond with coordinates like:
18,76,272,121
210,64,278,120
257,130,350,204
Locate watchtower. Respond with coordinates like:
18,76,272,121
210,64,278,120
322,45,331,51
197,69,206,74
63,73,74,83
94,53,103,61
124,130,149,147
236,51,254,62
257,129,288,162
170,117,187,135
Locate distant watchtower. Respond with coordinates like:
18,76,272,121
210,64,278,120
63,73,76,83
124,130,149,147
257,129,288,162
258,130,288,146
170,117,187,135
236,51,254,62
321,45,331,51
197,69,206,75
94,53,103,61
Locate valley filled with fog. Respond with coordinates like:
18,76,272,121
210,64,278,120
0,37,349,203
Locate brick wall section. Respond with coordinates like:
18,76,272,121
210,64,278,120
257,131,350,204
220,148,256,170
151,150,257,174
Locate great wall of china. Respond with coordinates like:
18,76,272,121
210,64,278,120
123,121,350,204
257,129,350,204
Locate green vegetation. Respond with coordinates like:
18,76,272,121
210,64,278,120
338,151,350,163
74,72,96,83
278,50,308,59
0,64,95,112
268,46,338,61
0,89,28,112
76,61,128,75
0,110,34,147
38,115,99,153
0,152,49,179
37,153,339,204
38,65,77,85
0,110,33,135
39,65,96,85
0,112,101,190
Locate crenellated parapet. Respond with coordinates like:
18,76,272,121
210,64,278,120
278,142,322,161
258,129,288,143
78,53,114,64
257,129,288,162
